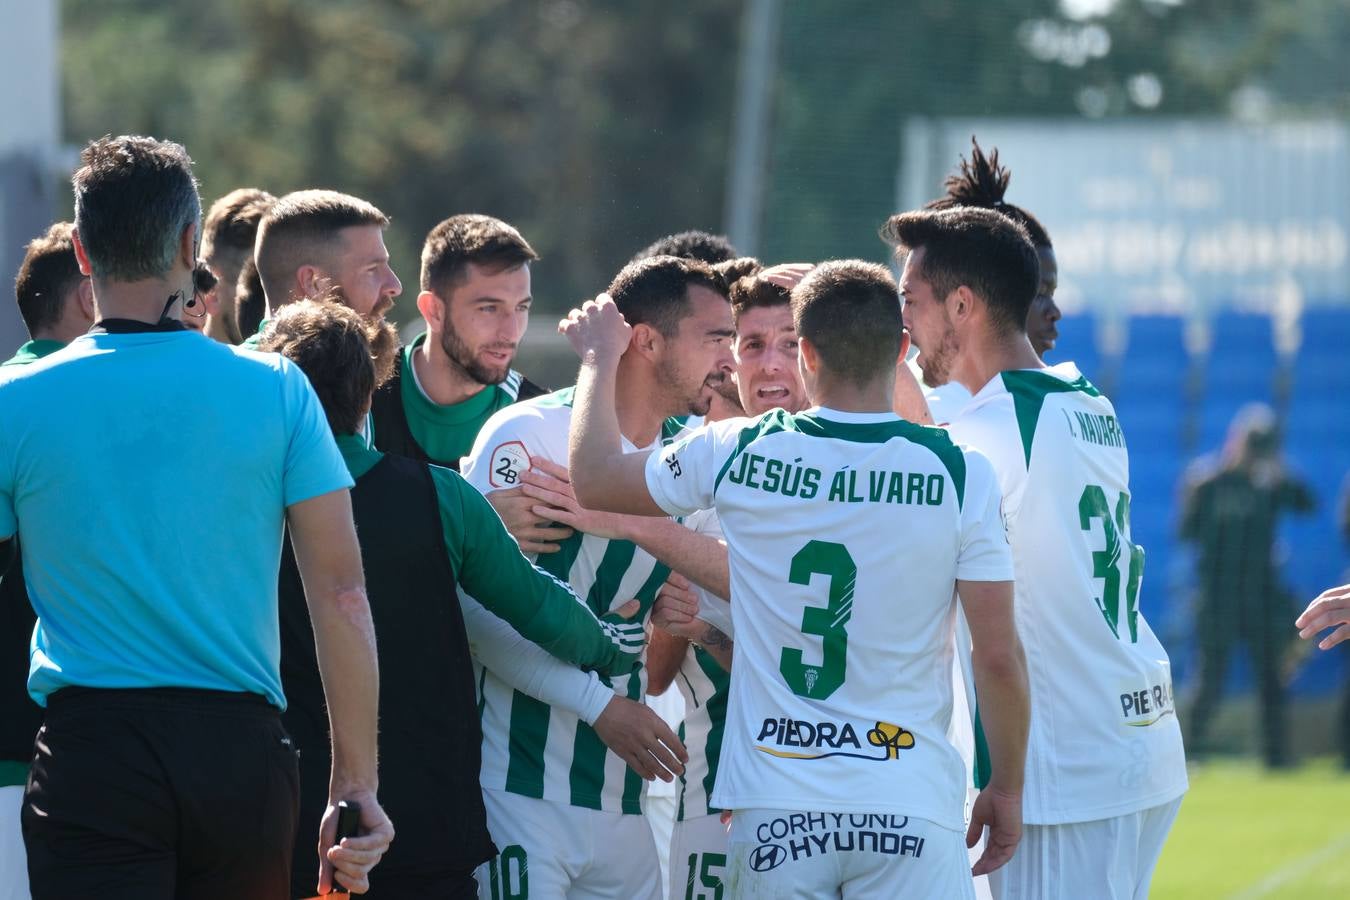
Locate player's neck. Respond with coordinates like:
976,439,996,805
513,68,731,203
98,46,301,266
414,336,488,407
811,374,894,414
954,330,1045,395
614,358,668,446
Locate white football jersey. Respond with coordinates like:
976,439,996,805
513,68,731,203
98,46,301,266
463,387,682,814
646,407,1012,831
946,363,1188,825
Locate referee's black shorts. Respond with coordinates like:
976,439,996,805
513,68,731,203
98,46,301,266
22,686,300,900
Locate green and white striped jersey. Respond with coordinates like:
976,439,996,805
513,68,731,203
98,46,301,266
462,388,681,814
670,508,732,822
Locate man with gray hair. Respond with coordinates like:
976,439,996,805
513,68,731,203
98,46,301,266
0,135,392,899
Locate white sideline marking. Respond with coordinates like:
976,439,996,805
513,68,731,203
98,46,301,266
1228,830,1350,899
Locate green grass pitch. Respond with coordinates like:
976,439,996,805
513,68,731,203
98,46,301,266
1150,759,1350,898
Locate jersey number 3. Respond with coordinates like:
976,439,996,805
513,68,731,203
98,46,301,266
1078,484,1144,643
780,540,855,699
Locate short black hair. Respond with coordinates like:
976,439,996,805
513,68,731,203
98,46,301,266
14,222,83,336
883,207,1041,336
72,135,201,281
606,255,726,339
791,260,902,386
630,230,739,266
925,137,1052,249
420,214,538,297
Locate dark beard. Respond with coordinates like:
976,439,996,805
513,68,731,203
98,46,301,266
439,325,512,386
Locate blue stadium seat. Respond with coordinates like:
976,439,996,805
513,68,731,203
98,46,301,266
1053,313,1100,382
1298,308,1350,357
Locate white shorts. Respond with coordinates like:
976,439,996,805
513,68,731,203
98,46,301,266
0,785,30,900
726,809,976,900
668,813,729,900
988,797,1182,900
475,788,661,900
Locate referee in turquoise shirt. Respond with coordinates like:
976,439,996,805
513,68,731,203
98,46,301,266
0,135,393,899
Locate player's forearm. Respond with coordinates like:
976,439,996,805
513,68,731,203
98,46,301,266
970,637,1030,794
569,352,625,508
461,592,615,724
309,582,381,795
466,525,625,672
626,518,731,601
646,628,689,696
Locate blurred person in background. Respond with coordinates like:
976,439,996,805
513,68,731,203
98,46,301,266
629,229,738,267
1181,403,1314,768
1,135,392,898
235,257,267,339
1,221,92,900
199,188,276,344
3,223,94,368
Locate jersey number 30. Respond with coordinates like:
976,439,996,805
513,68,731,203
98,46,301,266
1078,484,1144,643
780,540,855,699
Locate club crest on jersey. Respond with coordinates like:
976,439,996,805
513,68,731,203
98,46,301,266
755,717,914,762
488,440,530,488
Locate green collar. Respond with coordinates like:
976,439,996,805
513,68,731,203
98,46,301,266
2,339,66,367
401,332,500,425
335,432,383,479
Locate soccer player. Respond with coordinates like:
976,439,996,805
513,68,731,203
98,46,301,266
248,189,402,346
198,187,276,344
0,135,392,899
371,214,546,471
260,300,651,899
645,268,809,900
887,206,1189,900
3,223,94,368
563,260,1030,898
1,221,91,900
462,255,735,900
924,139,1061,362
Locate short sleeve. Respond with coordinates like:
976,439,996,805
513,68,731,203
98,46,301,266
280,362,354,507
645,419,741,518
956,448,1014,583
946,398,1025,526
461,405,555,496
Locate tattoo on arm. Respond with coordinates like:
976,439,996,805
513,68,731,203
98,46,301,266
699,625,733,651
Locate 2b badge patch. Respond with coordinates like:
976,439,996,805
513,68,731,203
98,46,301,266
489,440,531,488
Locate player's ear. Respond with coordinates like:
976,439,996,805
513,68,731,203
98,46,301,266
950,284,977,323
417,290,445,331
898,326,911,361
629,321,662,361
295,265,326,301
798,335,821,375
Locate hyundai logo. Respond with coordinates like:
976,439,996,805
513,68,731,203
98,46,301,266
750,843,787,872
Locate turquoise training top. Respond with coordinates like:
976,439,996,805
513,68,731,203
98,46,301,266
0,330,352,708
